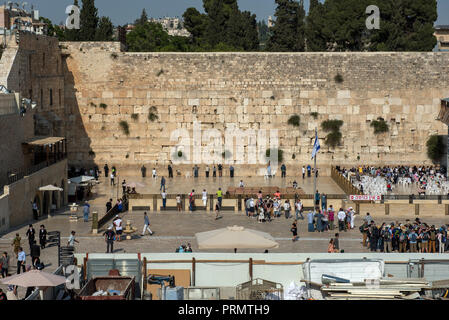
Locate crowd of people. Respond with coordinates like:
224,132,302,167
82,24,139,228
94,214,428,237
337,165,448,195
359,214,449,253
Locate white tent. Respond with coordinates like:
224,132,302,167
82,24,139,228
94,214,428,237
39,185,63,192
69,176,95,184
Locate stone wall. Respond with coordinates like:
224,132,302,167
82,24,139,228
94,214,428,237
63,43,449,175
3,159,68,229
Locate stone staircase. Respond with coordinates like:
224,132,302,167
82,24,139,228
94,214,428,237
0,37,19,88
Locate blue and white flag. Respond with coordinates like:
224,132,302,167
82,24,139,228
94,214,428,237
311,129,320,160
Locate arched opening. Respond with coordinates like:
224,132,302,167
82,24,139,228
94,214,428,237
42,191,50,216
51,189,58,212
33,194,41,219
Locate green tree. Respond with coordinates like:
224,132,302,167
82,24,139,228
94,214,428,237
79,0,99,41
95,16,114,41
183,7,208,45
426,135,445,163
135,8,149,26
266,0,306,52
369,0,437,51
305,0,327,51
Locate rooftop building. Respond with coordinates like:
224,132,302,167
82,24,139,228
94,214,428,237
434,25,449,51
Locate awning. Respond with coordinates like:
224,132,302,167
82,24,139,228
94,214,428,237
39,185,63,192
69,176,95,184
24,136,65,146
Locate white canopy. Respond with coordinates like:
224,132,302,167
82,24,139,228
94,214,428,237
195,225,279,250
0,269,67,287
39,185,63,192
69,176,95,184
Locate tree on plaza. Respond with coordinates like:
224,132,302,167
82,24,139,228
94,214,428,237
79,0,99,41
95,16,114,41
266,0,306,52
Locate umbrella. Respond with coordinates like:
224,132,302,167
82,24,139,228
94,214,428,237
0,270,66,287
69,176,95,184
195,225,279,250
39,185,63,192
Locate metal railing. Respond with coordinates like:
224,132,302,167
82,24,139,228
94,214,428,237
6,156,67,185
331,166,363,195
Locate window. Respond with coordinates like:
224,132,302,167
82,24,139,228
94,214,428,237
49,89,53,106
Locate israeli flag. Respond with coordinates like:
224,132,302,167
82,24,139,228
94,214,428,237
311,129,320,160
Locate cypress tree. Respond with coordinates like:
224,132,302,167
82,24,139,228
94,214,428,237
95,16,114,41
79,0,99,41
266,0,305,51
305,0,327,51
135,8,149,26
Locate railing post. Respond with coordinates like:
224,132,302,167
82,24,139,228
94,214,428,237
249,258,253,281
192,257,196,286
143,257,147,291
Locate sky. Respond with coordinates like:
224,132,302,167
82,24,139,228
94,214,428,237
16,0,449,26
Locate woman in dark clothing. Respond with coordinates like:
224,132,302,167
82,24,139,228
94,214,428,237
291,221,299,241
39,225,47,249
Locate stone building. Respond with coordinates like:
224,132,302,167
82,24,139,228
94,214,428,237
435,25,449,51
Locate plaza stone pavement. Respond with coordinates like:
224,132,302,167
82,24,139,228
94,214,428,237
1,211,448,299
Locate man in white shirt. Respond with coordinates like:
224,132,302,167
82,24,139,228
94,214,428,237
114,215,123,241
152,168,157,178
17,247,26,274
295,199,304,220
337,209,346,232
302,166,305,179
202,189,208,207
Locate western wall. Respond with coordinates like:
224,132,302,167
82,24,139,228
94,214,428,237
61,42,449,176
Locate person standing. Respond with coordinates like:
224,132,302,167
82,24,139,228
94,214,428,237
141,212,154,236
104,164,109,178
106,198,112,213
229,165,234,178
176,194,182,212
141,164,147,178
205,165,210,178
408,229,418,253
429,226,437,253
314,190,320,210
168,163,173,178
152,168,157,179
160,176,166,191
121,180,127,196
0,252,9,278
212,166,217,178
328,208,335,230
83,201,90,222
67,231,79,248
103,226,116,253
26,225,35,251
321,193,327,212
337,209,346,232
218,164,223,177
110,172,115,186
302,166,305,179
315,210,324,232
307,211,315,232
39,225,47,249
161,190,167,210
32,201,38,220
189,190,195,212
215,202,221,220
111,166,117,178
216,188,223,209
114,215,123,242
291,221,298,241
16,247,26,274
281,164,286,178
307,165,311,177
202,189,208,208
283,200,291,219
295,199,304,220
11,234,21,258
360,221,369,247
30,240,41,268
383,226,392,253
